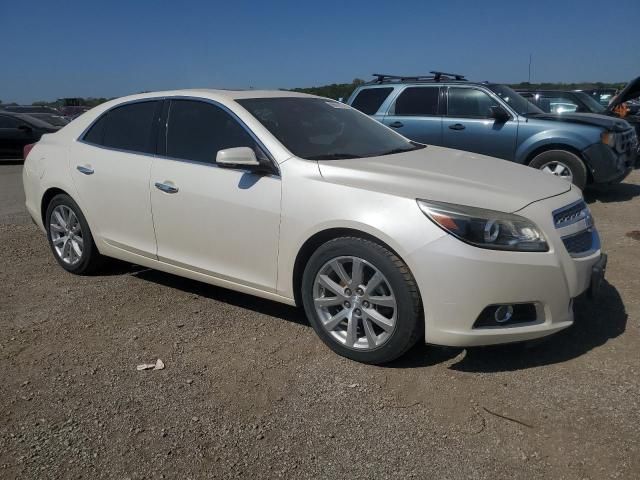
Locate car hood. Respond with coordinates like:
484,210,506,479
527,112,630,131
607,76,640,111
317,146,571,213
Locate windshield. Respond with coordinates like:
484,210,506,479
573,91,606,113
487,84,543,115
236,97,423,160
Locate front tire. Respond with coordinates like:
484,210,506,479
529,149,588,190
45,194,104,274
301,237,423,364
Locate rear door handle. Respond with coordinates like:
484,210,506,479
76,165,94,175
449,123,466,131
388,121,404,128
155,182,179,194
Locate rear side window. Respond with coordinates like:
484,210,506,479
447,88,497,118
166,100,258,164
394,87,440,116
83,101,159,154
350,88,393,114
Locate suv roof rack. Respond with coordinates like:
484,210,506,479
369,71,467,84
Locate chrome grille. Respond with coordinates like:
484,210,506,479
617,128,637,154
553,201,598,257
553,200,589,227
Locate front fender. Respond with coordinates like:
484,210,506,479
515,123,602,164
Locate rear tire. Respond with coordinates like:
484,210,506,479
301,237,423,364
529,149,588,190
45,194,105,274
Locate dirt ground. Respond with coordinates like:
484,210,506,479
1,163,639,479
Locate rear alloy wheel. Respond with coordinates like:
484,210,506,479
529,149,588,190
45,194,104,274
302,237,423,364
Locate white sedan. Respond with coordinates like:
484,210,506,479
22,90,606,364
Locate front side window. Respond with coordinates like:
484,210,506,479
83,100,159,154
394,87,439,116
237,97,423,160
447,88,498,118
350,88,393,115
166,100,259,164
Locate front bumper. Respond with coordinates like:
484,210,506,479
582,143,634,184
406,191,602,347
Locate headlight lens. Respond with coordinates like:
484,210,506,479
417,200,549,252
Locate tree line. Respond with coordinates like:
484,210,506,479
0,79,628,107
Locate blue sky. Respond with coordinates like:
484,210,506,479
2,0,639,104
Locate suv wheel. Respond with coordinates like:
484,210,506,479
45,194,104,274
529,149,588,190
301,237,423,364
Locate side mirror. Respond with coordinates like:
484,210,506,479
489,105,510,122
216,147,260,168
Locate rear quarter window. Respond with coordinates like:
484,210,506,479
350,88,393,115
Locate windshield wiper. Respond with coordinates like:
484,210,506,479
307,153,362,160
377,144,426,156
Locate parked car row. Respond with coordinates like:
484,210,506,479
0,105,72,158
516,77,640,156
23,87,609,364
345,72,638,190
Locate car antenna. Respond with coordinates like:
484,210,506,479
525,53,532,119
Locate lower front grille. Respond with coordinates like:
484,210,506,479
562,229,594,254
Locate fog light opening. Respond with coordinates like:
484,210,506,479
494,305,514,323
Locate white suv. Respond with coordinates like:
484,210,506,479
22,90,606,364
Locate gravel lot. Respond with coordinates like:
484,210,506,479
1,162,639,479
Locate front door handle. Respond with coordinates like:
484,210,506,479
76,165,94,175
155,182,179,194
389,121,404,128
448,123,466,131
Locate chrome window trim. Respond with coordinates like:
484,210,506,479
76,95,280,177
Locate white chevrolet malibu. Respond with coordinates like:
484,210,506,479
23,90,606,364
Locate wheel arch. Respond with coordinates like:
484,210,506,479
291,227,411,307
525,143,593,184
40,187,72,225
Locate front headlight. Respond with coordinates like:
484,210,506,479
600,131,617,148
417,200,549,252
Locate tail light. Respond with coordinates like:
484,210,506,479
23,143,36,160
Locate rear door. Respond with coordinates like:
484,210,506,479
70,100,161,257
381,86,443,145
442,86,518,160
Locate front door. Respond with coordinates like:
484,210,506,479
442,86,518,160
150,99,281,291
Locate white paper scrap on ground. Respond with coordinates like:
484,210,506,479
136,359,165,371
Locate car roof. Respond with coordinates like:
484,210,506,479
106,89,318,103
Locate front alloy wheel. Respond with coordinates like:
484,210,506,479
313,256,397,350
302,237,423,364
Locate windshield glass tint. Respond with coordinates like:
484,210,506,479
487,84,543,115
237,97,423,160
573,91,606,113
